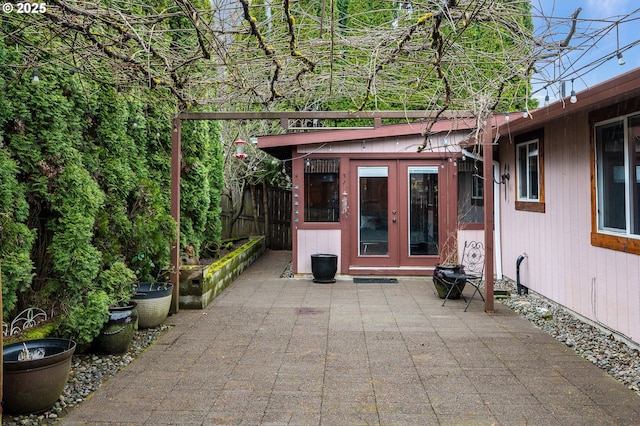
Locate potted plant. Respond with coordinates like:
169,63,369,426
131,281,173,328
129,251,173,328
3,338,77,415
91,261,139,354
433,236,466,299
55,261,137,354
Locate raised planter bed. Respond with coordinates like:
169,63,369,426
178,236,266,309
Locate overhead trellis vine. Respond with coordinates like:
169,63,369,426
0,1,599,118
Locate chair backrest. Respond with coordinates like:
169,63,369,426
461,241,485,276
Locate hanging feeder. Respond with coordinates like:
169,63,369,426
234,139,247,159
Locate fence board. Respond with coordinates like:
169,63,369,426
221,185,291,250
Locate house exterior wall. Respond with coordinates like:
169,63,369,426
499,111,640,345
291,131,471,276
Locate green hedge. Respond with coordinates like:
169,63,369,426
0,39,223,345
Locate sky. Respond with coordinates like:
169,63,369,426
530,0,640,105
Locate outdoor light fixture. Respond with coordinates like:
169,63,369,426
570,79,577,104
233,139,247,159
522,110,529,119
616,23,626,66
32,69,39,83
504,112,510,121
544,86,549,106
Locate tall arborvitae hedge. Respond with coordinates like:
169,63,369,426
0,40,223,345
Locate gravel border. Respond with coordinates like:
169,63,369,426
496,278,640,397
2,324,171,426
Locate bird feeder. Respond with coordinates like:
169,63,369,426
234,139,247,159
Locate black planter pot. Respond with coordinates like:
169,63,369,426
433,264,466,299
92,302,138,355
132,282,173,329
311,253,338,283
3,338,76,415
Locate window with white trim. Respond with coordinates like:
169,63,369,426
517,139,539,201
515,130,545,213
594,113,640,237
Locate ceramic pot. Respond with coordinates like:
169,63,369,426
433,264,466,299
131,282,173,328
92,302,138,355
311,253,337,283
3,338,76,415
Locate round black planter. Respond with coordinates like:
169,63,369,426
92,302,138,355
3,338,76,415
433,264,466,299
132,282,173,329
311,253,338,283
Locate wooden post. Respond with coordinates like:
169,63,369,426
483,120,495,313
170,119,181,314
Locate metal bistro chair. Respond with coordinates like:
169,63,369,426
441,241,486,311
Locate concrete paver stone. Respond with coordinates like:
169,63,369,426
60,250,640,425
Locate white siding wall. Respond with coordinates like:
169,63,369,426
499,112,640,344
297,229,342,275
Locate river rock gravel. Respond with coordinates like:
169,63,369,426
2,324,170,426
497,278,640,397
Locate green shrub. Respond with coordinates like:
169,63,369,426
56,290,111,347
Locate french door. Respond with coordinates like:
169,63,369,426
350,161,439,269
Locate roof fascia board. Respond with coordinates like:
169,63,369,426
497,68,640,136
258,118,481,149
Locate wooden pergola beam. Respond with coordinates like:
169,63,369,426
178,110,476,129
177,110,474,121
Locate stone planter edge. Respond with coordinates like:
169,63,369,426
179,236,266,309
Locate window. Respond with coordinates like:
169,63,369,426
458,162,483,224
517,140,539,200
594,113,640,239
304,158,340,222
515,130,545,212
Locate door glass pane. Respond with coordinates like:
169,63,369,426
359,167,388,256
409,167,438,255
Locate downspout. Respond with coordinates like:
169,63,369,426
516,254,528,295
461,149,503,279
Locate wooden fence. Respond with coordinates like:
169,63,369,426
221,185,292,250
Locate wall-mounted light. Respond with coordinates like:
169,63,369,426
570,79,577,104
32,69,39,83
233,139,247,159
